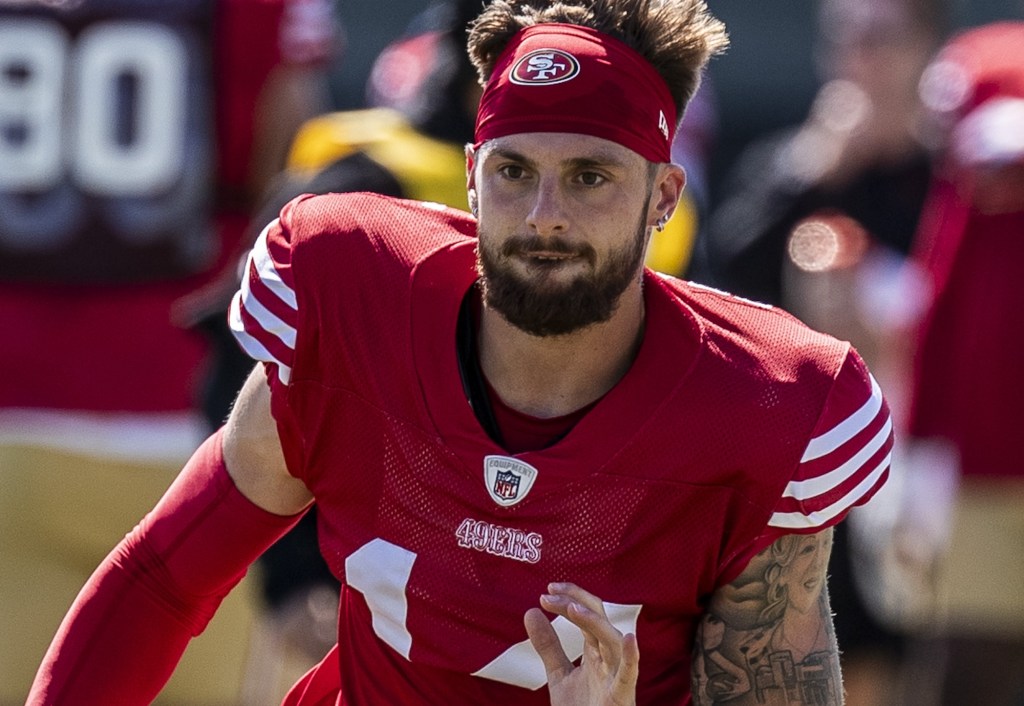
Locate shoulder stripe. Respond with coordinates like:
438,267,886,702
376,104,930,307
229,293,292,385
235,293,296,369
240,259,297,350
228,218,300,385
783,414,892,500
252,221,298,311
801,374,883,462
768,451,890,529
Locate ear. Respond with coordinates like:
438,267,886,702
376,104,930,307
465,143,479,217
648,164,686,228
465,143,477,184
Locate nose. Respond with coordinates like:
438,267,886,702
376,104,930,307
525,180,569,236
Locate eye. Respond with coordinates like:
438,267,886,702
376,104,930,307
576,171,607,187
499,164,527,180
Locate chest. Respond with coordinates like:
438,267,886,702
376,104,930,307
298,389,764,694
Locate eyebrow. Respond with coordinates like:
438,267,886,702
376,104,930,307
488,147,630,171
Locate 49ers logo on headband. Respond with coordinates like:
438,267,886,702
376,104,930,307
510,48,580,85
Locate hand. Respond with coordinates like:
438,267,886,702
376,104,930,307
524,582,639,706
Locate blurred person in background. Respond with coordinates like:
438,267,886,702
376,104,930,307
0,0,335,703
701,0,943,310
697,0,947,704
905,21,1024,706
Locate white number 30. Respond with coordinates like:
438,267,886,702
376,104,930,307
0,18,187,195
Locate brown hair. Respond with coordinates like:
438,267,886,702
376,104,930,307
467,0,729,120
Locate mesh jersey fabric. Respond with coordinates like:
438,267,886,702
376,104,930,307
230,192,892,704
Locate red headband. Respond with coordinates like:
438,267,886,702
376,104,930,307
474,24,677,163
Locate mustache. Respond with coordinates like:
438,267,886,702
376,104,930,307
500,235,596,262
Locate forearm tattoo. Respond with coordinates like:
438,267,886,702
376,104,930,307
691,530,843,705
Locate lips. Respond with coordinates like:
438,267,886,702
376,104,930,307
500,235,596,268
524,251,577,261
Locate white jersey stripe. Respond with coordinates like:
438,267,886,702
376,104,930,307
783,414,892,500
769,450,891,529
240,254,297,349
229,293,292,384
801,374,883,462
252,220,298,311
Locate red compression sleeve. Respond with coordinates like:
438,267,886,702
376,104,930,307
27,428,307,706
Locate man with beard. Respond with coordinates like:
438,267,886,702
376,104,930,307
27,2,893,705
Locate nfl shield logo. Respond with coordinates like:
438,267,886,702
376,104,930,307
494,470,520,500
484,455,539,507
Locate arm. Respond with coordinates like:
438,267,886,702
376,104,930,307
27,366,309,705
223,363,313,514
691,528,842,706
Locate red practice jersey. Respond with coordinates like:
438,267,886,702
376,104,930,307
231,193,892,705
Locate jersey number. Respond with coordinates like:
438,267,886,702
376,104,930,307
0,18,187,195
345,538,643,691
0,17,209,254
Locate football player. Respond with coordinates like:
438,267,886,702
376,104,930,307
27,1,892,704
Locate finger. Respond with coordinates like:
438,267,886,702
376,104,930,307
545,582,609,619
561,600,624,666
542,584,623,665
537,596,624,672
610,632,640,702
524,607,573,680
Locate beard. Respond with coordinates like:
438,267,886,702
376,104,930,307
475,209,648,337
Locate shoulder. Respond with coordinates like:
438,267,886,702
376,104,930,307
659,273,890,507
276,192,475,264
280,191,473,233
672,277,888,469
266,192,475,329
659,275,851,380
229,193,474,384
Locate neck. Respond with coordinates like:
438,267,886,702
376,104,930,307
477,279,645,419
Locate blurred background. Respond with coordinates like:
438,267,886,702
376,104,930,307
2,1,1023,705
